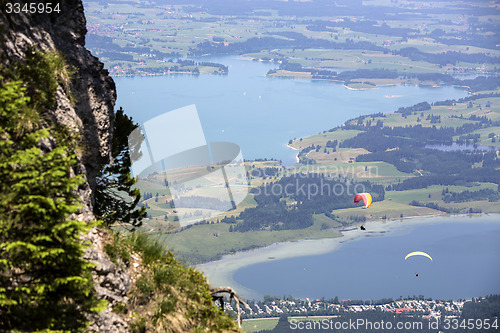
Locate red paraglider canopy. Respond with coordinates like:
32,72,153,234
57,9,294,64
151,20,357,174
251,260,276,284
354,193,372,208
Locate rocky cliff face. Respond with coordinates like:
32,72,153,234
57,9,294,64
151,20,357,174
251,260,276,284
1,1,129,331
1,0,114,195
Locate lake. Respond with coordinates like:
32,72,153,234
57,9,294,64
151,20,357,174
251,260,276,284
113,57,499,301
200,215,500,301
114,56,468,165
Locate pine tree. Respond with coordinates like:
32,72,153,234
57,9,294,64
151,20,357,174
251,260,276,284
0,51,103,332
94,107,146,228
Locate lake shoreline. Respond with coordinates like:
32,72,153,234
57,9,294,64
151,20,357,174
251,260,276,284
286,143,300,163
197,213,499,300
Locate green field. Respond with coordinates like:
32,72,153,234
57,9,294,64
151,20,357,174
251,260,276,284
162,215,342,264
242,316,355,332
457,126,500,147
290,129,363,149
387,183,499,204
242,318,279,333
333,200,443,222
84,0,499,79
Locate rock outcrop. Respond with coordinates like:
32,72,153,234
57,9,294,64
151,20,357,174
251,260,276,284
1,1,128,331
84,228,130,332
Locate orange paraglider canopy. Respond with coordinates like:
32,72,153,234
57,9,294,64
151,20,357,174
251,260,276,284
354,193,372,208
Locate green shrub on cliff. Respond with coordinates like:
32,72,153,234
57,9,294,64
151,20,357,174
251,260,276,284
0,51,103,331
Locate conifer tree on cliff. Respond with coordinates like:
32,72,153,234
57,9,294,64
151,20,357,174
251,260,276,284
95,107,147,228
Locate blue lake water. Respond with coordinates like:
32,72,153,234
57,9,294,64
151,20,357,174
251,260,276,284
232,215,500,300
114,56,468,165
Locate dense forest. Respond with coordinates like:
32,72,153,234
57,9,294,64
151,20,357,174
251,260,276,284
229,175,384,232
271,60,500,92
190,36,384,56
351,137,500,193
394,47,500,66
87,33,180,61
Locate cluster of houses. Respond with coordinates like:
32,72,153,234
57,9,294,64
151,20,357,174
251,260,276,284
224,297,465,320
